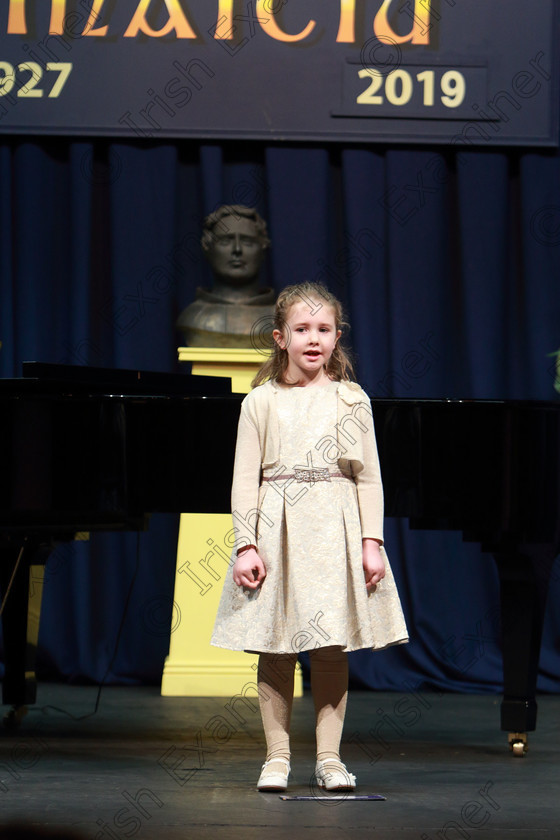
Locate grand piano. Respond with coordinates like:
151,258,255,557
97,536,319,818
0,363,240,725
0,365,557,756
374,397,559,756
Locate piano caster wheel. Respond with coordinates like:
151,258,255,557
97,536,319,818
3,706,28,731
508,732,528,757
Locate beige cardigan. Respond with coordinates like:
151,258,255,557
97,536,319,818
230,379,385,548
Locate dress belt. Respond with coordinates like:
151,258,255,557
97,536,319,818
262,468,353,484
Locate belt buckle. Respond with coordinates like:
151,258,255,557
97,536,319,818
294,468,331,483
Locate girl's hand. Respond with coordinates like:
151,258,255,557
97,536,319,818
362,539,385,590
233,548,266,589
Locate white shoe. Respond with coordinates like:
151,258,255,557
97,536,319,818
257,757,291,791
315,759,356,791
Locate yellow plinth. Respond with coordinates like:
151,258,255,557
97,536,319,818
177,346,267,393
161,347,303,697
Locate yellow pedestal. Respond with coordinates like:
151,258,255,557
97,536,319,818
177,346,267,393
161,347,303,697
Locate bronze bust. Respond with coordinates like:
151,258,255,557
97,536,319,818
176,205,275,348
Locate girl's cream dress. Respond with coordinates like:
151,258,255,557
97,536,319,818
211,379,408,654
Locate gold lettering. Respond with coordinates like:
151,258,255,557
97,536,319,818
4,0,437,47
374,0,432,46
124,0,197,38
7,0,27,34
214,0,234,39
256,0,315,42
83,0,109,36
337,0,356,43
49,0,68,34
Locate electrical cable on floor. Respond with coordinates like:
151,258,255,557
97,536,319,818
0,545,26,618
38,532,141,722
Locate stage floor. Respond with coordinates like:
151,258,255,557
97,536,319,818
0,684,559,839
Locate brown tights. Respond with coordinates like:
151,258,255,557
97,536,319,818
257,647,348,763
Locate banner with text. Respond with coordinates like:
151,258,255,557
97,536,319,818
0,0,558,145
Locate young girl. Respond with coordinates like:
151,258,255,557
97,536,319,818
211,282,408,792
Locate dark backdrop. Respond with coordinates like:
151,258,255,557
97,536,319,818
1,137,559,694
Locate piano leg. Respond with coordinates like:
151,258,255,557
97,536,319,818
0,539,48,726
494,549,554,756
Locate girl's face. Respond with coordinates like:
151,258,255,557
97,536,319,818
273,299,341,384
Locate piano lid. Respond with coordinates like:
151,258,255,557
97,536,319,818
6,361,233,397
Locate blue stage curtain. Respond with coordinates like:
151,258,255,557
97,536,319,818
1,137,559,692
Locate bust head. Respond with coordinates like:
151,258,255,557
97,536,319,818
176,205,275,347
201,205,270,295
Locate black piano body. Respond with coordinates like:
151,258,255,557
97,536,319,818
0,363,242,721
0,368,557,753
373,397,559,754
